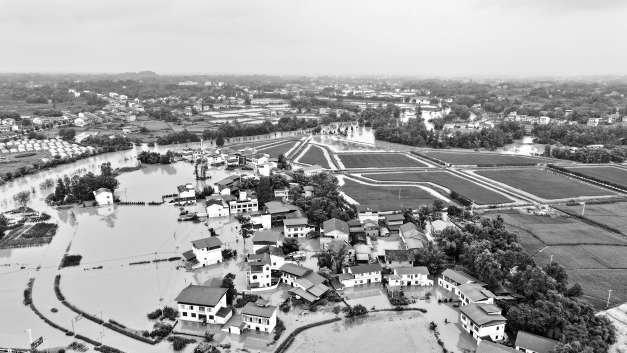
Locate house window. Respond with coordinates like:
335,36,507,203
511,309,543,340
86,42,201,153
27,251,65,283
182,312,188,317
191,313,196,318
252,275,257,280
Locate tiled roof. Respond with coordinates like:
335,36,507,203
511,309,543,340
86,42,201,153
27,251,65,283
175,285,227,306
323,218,349,235
460,303,506,326
279,263,311,277
395,266,429,276
476,341,519,353
241,302,277,318
253,230,281,244
349,263,382,275
191,237,223,250
283,217,309,226
458,283,496,302
441,269,479,285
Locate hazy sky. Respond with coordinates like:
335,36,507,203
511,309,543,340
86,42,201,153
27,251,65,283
0,0,626,77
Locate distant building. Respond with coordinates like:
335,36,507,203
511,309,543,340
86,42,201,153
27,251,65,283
177,183,196,202
191,237,223,267
175,285,232,325
93,188,113,206
228,191,258,214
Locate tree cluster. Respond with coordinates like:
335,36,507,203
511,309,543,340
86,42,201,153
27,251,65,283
46,162,119,204
137,151,174,164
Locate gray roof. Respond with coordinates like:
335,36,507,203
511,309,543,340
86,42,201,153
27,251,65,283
349,263,382,275
396,266,429,276
460,303,506,326
265,201,300,214
288,287,318,302
458,283,496,302
476,341,519,353
323,218,349,235
279,263,311,277
241,302,277,318
385,213,405,222
191,237,223,250
515,331,559,353
175,285,227,306
399,222,419,236
253,230,281,244
283,217,309,226
441,268,479,285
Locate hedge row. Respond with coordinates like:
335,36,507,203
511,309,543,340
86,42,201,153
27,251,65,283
54,274,65,301
476,162,537,167
62,299,105,325
95,345,126,353
74,334,102,347
547,164,627,193
102,321,157,345
274,317,341,353
24,278,73,336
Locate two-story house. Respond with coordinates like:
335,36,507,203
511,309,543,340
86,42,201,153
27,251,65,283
438,268,481,295
241,302,278,333
177,183,196,202
175,285,232,325
228,190,258,214
252,230,282,252
321,218,349,249
459,303,507,343
191,237,223,267
514,331,559,353
457,283,496,306
340,263,382,288
206,195,230,218
279,263,329,303
283,217,313,238
386,266,433,287
246,253,272,289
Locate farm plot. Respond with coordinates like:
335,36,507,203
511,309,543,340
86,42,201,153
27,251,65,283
338,153,428,168
420,150,547,166
476,168,615,200
497,211,627,308
257,140,299,158
564,166,627,189
363,171,512,205
340,178,444,211
556,202,627,235
299,145,331,168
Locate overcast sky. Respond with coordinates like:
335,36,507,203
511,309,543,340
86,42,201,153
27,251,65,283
0,0,626,77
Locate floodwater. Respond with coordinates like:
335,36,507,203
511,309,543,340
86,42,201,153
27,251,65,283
0,144,254,351
288,286,476,353
498,136,546,156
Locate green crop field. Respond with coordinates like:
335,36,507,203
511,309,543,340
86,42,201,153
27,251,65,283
363,171,512,205
299,145,331,168
421,150,548,166
340,178,442,211
256,140,298,158
556,202,627,235
564,166,627,189
497,211,627,308
338,153,428,168
476,168,614,199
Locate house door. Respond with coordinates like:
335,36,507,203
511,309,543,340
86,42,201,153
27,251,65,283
199,314,207,322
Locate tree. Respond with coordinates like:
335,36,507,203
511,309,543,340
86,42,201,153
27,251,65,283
13,191,31,208
255,176,274,207
282,238,299,255
58,128,76,141
544,262,569,293
327,241,350,273
215,134,225,147
277,154,289,170
413,243,446,275
220,273,237,305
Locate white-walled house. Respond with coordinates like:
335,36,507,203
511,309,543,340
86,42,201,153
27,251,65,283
252,230,282,252
457,283,496,306
246,253,273,289
386,266,433,287
283,217,313,238
340,263,382,288
191,237,223,267
438,268,480,295
93,188,113,206
459,303,507,343
175,285,232,324
206,196,230,218
250,213,272,230
321,218,349,249
228,191,258,214
241,302,277,333
177,183,196,202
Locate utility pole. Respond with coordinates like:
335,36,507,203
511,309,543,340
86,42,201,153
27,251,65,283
581,202,586,217
606,289,613,309
26,329,33,350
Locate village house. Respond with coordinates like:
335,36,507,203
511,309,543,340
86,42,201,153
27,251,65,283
191,237,223,267
458,283,496,306
459,303,507,343
476,341,519,353
246,253,273,289
514,331,559,353
384,213,405,235
252,229,282,252
321,218,349,249
264,200,302,224
206,195,230,218
273,188,290,201
177,183,196,202
386,266,433,287
228,190,258,214
399,222,426,250
303,185,314,198
283,217,313,238
279,263,329,303
340,263,382,288
93,188,113,206
175,285,232,325
363,220,379,238
241,301,278,333
357,206,379,223
438,268,481,295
